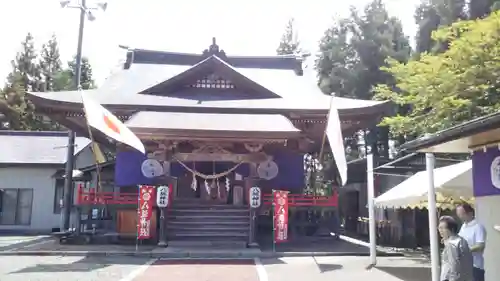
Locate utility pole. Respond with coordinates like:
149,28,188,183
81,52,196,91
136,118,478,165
60,0,107,231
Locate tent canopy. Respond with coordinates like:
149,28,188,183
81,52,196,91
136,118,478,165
374,160,473,209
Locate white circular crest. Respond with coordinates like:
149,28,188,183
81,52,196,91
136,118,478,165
141,159,163,178
490,156,500,189
257,160,279,180
142,191,151,201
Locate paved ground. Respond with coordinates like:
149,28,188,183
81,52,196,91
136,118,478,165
0,235,49,251
0,255,431,281
8,235,374,256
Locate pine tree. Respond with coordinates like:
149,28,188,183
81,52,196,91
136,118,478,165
40,34,62,91
414,2,441,54
0,33,49,130
315,0,411,157
316,0,411,100
276,18,302,55
67,56,96,90
9,33,43,92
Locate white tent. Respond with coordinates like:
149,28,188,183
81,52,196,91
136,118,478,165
374,160,473,208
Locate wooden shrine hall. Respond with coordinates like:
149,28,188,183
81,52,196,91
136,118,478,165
27,38,391,247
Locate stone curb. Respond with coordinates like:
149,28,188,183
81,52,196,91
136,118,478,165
0,250,403,258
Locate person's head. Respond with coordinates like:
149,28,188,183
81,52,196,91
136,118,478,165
456,203,475,222
438,216,459,239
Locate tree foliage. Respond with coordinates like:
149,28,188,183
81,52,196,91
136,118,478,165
0,33,46,130
0,33,97,131
375,11,500,136
276,18,301,55
414,0,500,55
316,0,411,100
40,34,63,91
67,56,96,90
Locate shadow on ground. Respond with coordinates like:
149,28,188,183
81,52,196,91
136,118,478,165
376,266,431,281
258,236,369,254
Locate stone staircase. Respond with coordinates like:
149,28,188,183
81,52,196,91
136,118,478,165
166,199,250,248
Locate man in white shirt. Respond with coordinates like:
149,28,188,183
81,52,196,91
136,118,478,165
457,203,487,281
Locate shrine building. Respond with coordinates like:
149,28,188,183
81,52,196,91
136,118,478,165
27,38,390,246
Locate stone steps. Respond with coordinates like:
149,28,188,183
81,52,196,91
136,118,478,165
166,200,250,247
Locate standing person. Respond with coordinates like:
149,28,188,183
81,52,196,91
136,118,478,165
457,203,487,281
439,216,474,281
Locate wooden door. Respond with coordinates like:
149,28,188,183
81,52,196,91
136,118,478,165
116,209,157,238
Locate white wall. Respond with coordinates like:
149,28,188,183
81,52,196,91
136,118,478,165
0,146,97,233
0,167,60,233
476,195,500,281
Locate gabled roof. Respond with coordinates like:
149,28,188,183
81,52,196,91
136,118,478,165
139,55,282,99
0,131,91,165
26,39,391,119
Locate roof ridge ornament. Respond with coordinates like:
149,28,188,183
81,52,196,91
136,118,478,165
202,37,227,60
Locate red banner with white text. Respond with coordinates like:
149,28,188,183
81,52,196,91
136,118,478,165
273,190,289,243
137,185,155,240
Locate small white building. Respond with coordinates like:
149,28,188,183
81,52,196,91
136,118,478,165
0,131,96,234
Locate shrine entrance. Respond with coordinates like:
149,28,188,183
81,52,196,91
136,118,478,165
173,158,249,206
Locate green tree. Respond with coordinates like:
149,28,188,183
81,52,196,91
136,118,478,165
0,33,50,130
375,11,500,136
316,0,411,100
67,56,96,90
316,18,358,97
316,0,410,157
9,33,43,92
414,2,441,54
276,18,301,55
40,34,63,91
468,0,499,19
52,69,73,91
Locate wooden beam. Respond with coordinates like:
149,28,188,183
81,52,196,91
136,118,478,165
49,114,114,148
172,152,270,163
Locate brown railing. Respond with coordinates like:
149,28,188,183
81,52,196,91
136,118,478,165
77,185,137,205
262,192,338,207
77,185,338,207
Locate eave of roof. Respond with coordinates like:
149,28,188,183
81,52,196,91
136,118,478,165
27,89,391,117
126,111,300,132
401,111,500,152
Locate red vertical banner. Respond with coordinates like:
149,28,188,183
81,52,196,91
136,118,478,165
137,185,155,240
273,190,289,243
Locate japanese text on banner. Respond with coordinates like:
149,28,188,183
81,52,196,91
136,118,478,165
137,185,155,239
273,190,289,243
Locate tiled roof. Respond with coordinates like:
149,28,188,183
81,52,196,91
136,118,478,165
27,61,388,112
0,131,91,164
126,112,300,132
26,42,390,115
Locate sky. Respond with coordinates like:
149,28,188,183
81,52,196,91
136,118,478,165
0,0,420,86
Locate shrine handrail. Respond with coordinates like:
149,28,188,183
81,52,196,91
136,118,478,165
262,193,338,207
76,185,338,207
76,185,137,205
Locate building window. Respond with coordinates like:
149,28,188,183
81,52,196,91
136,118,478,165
53,179,65,214
0,189,34,225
